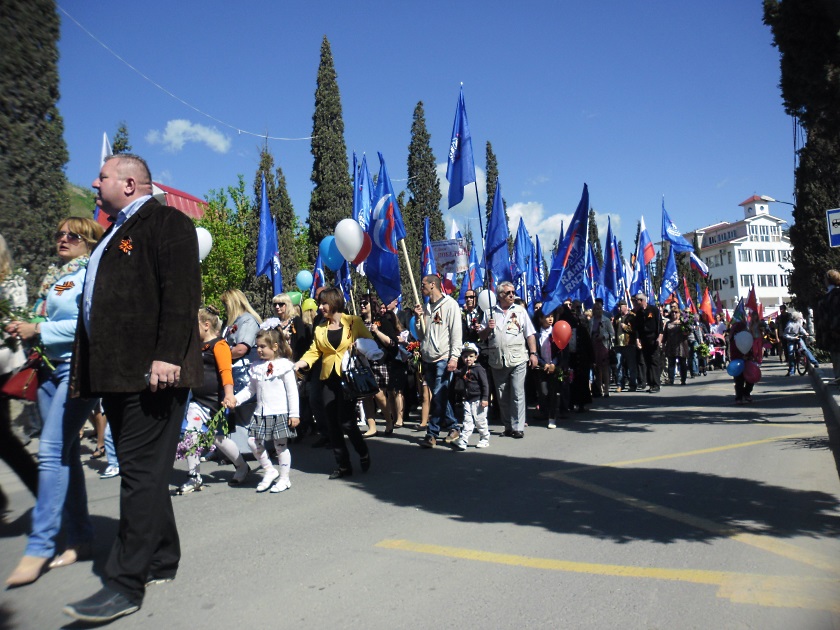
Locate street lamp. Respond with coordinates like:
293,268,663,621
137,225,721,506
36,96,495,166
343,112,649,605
760,195,796,209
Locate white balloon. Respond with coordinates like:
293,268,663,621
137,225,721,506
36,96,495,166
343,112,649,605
734,330,753,355
477,289,497,313
196,227,213,262
334,218,364,262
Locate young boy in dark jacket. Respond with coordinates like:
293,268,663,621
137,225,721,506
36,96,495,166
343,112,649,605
453,343,490,451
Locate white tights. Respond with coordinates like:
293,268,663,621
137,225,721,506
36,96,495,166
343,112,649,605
248,436,290,479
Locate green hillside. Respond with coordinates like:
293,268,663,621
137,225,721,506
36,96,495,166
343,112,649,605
67,182,95,218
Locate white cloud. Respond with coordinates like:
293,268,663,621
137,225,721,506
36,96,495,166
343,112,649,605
155,169,173,185
146,119,231,154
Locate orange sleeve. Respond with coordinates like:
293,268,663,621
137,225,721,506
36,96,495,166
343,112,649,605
213,339,234,387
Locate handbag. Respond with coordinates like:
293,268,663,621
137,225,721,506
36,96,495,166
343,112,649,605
340,348,379,400
1,350,46,402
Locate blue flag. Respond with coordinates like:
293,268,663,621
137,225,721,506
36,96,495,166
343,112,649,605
335,260,352,304
602,218,619,311
365,153,406,305
310,253,325,299
421,217,437,276
458,240,484,306
512,218,532,303
661,199,694,254
256,175,283,295
352,152,374,232
534,235,546,301
485,179,512,286
445,86,476,208
658,245,679,304
542,183,589,314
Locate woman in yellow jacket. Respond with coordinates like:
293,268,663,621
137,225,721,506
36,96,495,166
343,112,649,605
295,287,373,479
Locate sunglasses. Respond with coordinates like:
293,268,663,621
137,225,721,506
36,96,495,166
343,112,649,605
55,230,83,243
500,290,516,296
360,300,369,306
465,295,476,299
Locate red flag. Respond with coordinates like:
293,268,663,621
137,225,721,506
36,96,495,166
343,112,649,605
699,287,713,324
682,276,697,314
746,285,758,316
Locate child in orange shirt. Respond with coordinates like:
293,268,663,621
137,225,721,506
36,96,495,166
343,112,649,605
179,305,249,494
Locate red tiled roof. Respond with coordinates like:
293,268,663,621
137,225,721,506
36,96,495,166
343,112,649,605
738,195,764,206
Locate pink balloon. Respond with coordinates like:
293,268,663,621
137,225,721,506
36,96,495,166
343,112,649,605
552,320,572,350
352,232,372,265
743,361,761,384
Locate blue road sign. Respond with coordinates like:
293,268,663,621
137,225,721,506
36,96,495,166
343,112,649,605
828,208,840,248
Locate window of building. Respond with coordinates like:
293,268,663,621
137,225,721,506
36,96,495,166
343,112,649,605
738,249,752,262
740,274,753,288
730,275,734,288
757,274,777,287
781,275,790,287
727,251,733,264
755,249,775,263
779,250,792,263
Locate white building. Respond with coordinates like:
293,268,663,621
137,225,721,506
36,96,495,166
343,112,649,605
686,195,793,309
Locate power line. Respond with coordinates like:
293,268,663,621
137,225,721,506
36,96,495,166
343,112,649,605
57,4,311,142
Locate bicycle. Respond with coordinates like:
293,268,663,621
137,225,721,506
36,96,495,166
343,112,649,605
790,334,815,375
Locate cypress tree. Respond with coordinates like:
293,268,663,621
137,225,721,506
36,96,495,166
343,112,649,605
112,121,132,154
402,101,443,301
308,36,352,261
0,0,70,298
588,208,604,268
764,0,840,308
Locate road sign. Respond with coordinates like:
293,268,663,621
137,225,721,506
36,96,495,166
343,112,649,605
828,208,840,247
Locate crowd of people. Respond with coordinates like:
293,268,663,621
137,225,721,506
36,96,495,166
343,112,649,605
1,152,838,623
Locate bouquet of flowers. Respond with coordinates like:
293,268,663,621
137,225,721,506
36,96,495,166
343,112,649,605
175,408,226,460
696,343,710,358
556,367,572,383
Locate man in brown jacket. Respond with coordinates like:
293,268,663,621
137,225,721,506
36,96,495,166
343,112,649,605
65,154,202,623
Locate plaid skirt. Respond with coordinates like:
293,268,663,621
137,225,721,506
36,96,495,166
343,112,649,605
247,413,297,441
369,359,390,390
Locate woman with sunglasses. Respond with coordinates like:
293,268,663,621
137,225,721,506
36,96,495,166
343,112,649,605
5,217,104,586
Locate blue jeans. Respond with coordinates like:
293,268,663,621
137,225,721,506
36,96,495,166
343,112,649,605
104,422,119,468
787,340,819,372
422,360,458,438
27,362,97,557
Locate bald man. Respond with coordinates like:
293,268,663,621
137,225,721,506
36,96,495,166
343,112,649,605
64,154,202,622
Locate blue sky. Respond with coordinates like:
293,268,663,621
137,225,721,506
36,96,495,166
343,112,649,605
56,1,794,256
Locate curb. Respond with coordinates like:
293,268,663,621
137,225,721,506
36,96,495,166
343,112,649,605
810,366,840,432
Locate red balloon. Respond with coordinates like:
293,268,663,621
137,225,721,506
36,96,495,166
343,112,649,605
352,233,372,265
743,361,762,384
552,320,572,350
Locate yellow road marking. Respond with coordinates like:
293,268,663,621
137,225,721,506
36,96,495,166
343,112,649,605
377,539,840,612
540,472,839,575
560,431,820,474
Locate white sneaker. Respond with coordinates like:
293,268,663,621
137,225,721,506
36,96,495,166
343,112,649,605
454,438,467,451
100,465,120,479
256,467,280,492
547,421,556,429
476,439,490,449
270,477,292,493
178,475,202,495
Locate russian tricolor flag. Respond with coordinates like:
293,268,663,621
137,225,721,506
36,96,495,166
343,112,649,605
689,252,709,277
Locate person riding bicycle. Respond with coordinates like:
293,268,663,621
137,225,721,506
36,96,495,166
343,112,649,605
782,311,820,376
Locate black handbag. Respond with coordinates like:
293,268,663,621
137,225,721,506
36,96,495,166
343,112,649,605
340,348,379,400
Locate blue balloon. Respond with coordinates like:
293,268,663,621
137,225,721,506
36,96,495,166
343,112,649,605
409,316,418,340
295,270,313,292
726,359,745,377
319,236,343,271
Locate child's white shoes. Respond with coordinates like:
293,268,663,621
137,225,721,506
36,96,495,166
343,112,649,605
256,467,280,492
270,477,292,493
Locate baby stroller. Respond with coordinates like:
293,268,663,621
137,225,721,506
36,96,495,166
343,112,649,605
708,333,727,371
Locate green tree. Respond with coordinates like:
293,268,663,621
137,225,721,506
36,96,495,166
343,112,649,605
588,208,603,268
0,0,70,299
764,0,840,308
112,121,132,154
196,176,250,310
402,101,443,301
308,36,352,261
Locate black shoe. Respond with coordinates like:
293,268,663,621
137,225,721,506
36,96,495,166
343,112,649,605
649,387,660,393
63,587,140,623
311,436,330,449
511,431,524,439
360,454,371,472
328,468,353,479
419,435,436,449
503,428,514,437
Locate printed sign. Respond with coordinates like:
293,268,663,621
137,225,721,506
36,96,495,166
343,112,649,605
431,238,468,274
827,208,840,248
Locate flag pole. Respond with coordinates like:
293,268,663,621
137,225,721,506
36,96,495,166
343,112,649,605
399,238,425,332
473,181,490,290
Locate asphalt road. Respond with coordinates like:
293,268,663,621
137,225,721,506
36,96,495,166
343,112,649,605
1,360,839,629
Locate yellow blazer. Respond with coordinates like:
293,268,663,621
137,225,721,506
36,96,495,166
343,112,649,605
300,313,373,379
